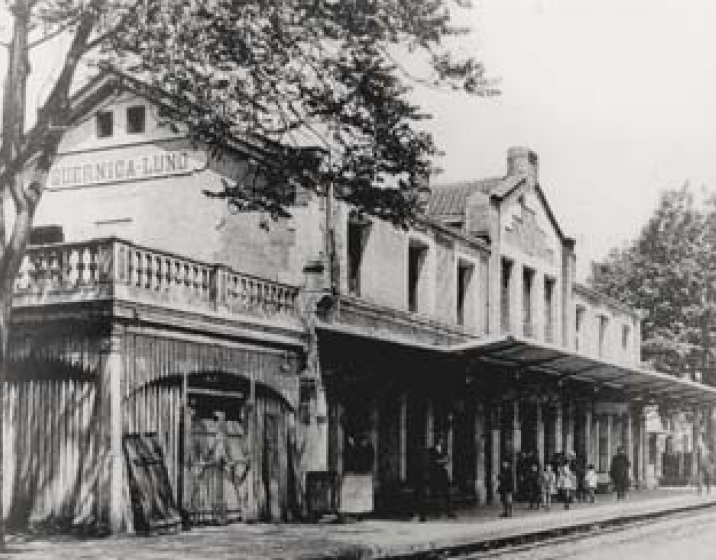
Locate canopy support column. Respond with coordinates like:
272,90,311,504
474,403,486,504
536,404,545,467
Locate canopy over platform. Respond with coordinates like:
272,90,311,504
451,336,716,408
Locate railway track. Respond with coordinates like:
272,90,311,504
389,499,716,560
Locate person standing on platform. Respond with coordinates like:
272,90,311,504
609,446,631,500
497,460,514,518
698,446,713,495
541,463,556,511
585,464,598,503
429,437,455,518
526,462,541,509
557,462,575,510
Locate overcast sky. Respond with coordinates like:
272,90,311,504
3,1,716,279
415,0,716,278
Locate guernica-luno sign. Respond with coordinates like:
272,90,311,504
48,148,207,190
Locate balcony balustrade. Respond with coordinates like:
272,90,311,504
12,238,299,323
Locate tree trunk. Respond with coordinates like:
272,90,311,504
0,301,9,547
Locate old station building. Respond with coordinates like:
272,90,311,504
6,73,716,533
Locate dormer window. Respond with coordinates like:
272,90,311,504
126,105,146,134
96,111,113,138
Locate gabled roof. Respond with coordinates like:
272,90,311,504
427,172,573,245
64,69,308,163
427,177,501,219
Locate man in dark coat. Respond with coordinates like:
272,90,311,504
428,437,455,518
497,459,514,518
609,446,631,500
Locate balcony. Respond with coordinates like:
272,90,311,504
12,238,301,327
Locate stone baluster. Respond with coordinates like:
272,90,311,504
79,246,90,285
130,250,139,287
144,253,152,289
49,249,61,287
89,245,99,284
67,247,79,286
174,260,183,294
162,257,170,292
153,255,161,291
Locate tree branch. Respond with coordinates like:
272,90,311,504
27,19,77,49
0,3,99,294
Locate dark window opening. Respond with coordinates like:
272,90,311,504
96,111,113,138
457,261,473,326
408,242,428,313
126,105,146,134
522,267,534,337
348,220,370,296
544,277,555,343
622,324,630,353
500,259,512,333
598,315,609,358
575,306,585,351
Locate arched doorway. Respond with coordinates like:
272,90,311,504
124,370,297,525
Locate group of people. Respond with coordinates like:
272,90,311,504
410,438,633,521
497,447,632,518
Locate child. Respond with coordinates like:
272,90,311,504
497,460,514,518
541,464,556,511
585,464,598,503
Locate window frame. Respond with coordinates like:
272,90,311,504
126,105,147,134
96,110,114,138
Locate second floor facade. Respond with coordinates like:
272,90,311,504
24,74,643,368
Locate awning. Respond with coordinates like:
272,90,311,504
451,335,716,407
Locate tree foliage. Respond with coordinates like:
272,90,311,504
590,185,716,382
7,0,498,227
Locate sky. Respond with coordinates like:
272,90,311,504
3,1,716,279
413,0,716,278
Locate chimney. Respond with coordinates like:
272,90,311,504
506,147,539,184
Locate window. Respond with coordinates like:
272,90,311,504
96,111,114,138
457,260,474,327
408,241,428,313
598,315,609,358
622,324,630,355
575,306,586,351
500,259,513,333
544,277,555,343
347,219,370,296
522,267,534,337
126,105,146,134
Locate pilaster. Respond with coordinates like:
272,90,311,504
100,327,125,533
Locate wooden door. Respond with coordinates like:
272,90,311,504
185,403,250,525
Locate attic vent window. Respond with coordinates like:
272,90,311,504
126,105,146,134
96,111,113,138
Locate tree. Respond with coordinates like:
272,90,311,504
590,185,716,380
0,0,496,543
